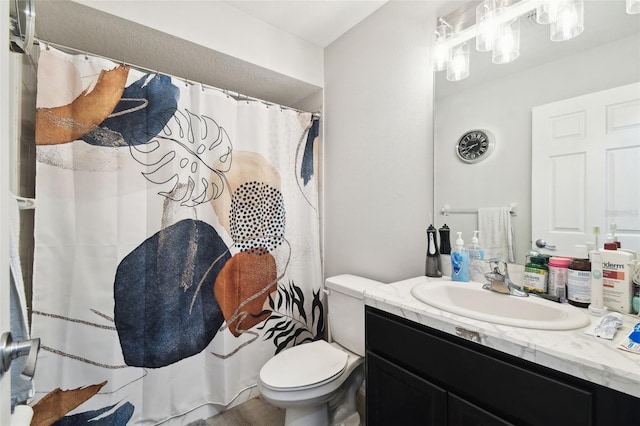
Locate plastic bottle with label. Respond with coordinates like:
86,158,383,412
451,232,470,282
548,256,571,302
567,245,591,308
523,256,548,293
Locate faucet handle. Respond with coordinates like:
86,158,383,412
485,258,508,274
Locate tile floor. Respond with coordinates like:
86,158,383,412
187,396,285,426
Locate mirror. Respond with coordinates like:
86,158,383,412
434,1,640,264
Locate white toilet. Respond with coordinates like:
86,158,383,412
257,274,382,426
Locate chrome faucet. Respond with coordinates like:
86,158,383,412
482,259,528,297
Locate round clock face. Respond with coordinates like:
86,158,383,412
455,130,495,163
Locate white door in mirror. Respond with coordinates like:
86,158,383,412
532,82,640,255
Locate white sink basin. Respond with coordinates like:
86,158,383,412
410,280,591,330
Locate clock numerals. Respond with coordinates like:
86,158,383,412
456,130,494,163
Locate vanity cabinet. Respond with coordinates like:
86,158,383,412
365,306,638,426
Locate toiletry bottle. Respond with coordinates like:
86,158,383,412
588,250,608,316
567,245,591,308
468,230,486,282
548,256,571,302
451,232,470,282
425,225,442,278
601,248,634,314
523,256,548,294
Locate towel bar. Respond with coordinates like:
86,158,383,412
441,202,517,216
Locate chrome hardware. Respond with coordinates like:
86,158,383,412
482,259,528,297
0,332,40,378
535,239,556,250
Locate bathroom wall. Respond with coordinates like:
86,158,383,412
434,35,640,264
324,1,439,283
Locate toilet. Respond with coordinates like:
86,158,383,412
257,274,382,426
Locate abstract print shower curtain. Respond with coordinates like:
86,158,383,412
31,46,323,425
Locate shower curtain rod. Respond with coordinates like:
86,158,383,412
33,38,321,120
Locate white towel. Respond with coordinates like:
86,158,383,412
478,207,515,263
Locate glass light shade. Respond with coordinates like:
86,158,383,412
551,0,584,41
492,16,520,64
433,21,451,72
627,0,640,14
476,0,498,52
447,42,470,81
536,0,560,24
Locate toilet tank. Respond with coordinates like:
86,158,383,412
325,274,383,357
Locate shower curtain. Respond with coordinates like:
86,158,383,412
30,46,323,425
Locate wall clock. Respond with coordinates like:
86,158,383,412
455,129,495,163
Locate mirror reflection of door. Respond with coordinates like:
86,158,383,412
532,82,640,256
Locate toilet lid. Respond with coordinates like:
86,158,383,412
259,340,348,390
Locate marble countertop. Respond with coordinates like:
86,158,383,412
364,276,640,399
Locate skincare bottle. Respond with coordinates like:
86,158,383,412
567,245,591,308
601,249,634,314
451,232,470,282
468,230,486,282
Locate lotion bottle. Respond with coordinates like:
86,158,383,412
451,232,470,282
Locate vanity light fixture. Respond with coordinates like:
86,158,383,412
433,0,599,80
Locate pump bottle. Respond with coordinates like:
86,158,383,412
451,232,470,282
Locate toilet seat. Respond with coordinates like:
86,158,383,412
259,340,348,390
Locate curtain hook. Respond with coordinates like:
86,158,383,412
84,51,89,60
201,82,205,92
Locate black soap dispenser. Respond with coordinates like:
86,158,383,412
425,225,442,277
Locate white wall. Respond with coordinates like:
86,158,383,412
324,2,438,283
434,35,640,264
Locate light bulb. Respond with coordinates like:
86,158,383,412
446,42,470,81
492,16,520,64
433,21,451,72
551,0,584,41
476,0,498,52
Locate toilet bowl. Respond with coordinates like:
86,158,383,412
257,275,382,426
